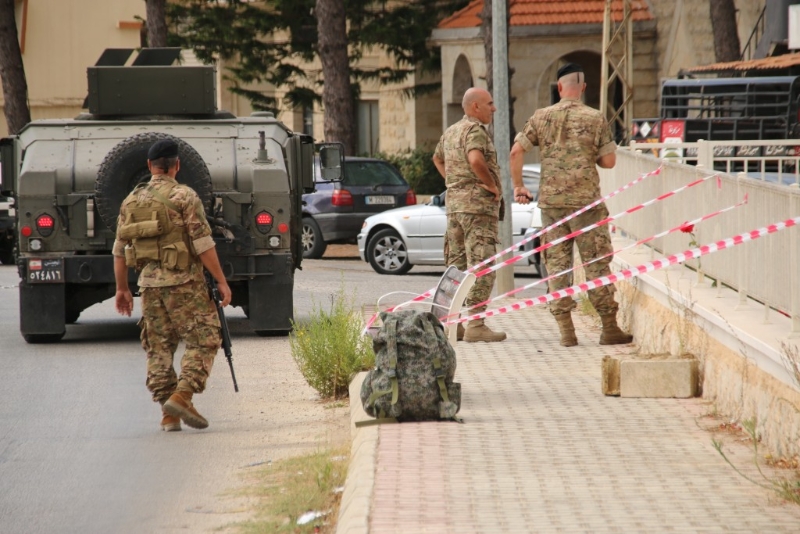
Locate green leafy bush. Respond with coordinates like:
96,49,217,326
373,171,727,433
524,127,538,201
290,289,375,399
377,146,445,195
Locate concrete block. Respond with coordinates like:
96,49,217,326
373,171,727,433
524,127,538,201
602,353,698,398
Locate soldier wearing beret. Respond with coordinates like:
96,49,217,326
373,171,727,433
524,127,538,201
432,87,506,343
509,63,632,347
113,138,232,432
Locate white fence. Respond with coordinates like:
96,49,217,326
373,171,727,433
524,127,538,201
628,138,800,186
600,148,800,334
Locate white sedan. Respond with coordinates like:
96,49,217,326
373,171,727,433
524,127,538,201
357,164,544,275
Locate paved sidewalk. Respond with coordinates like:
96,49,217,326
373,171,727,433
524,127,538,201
338,304,800,533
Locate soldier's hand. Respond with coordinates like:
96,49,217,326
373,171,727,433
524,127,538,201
480,184,501,201
514,186,534,205
217,280,232,307
115,290,133,316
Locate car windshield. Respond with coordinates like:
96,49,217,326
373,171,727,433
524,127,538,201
344,161,406,187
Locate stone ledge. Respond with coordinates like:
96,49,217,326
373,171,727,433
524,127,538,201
603,353,699,398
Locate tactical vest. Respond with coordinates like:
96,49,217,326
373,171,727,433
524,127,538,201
118,182,195,271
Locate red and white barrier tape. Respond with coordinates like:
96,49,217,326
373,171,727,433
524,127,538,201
450,195,748,317
382,165,665,311
443,214,799,326
473,173,721,279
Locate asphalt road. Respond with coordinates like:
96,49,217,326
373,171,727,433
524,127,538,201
0,247,545,533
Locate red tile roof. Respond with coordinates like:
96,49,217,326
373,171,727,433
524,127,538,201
439,0,654,30
687,52,800,73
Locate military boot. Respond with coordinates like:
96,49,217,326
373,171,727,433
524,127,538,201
164,390,209,429
599,314,633,345
160,410,182,432
464,319,506,343
456,323,465,341
555,313,578,347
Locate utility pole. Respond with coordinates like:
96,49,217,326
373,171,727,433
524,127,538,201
600,0,634,144
493,0,514,295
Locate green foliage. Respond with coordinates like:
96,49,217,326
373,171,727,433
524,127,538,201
376,146,445,195
167,0,469,114
290,288,375,399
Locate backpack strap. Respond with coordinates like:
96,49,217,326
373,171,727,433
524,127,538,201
425,318,464,423
355,417,398,428
146,183,180,212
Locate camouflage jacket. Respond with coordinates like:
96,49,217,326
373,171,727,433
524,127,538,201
112,175,215,288
434,115,502,217
515,98,616,209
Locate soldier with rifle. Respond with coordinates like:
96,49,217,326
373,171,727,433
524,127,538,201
113,139,232,432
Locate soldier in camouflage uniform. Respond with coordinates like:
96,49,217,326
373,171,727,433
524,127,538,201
509,63,632,347
113,139,232,431
432,87,506,343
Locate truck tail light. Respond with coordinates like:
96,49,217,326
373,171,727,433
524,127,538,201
332,189,353,206
278,223,288,233
36,214,56,237
255,211,273,234
21,225,33,237
405,190,417,205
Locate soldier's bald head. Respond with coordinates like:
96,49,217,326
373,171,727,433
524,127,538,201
462,88,490,113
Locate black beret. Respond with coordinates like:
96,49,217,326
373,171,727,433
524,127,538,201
147,139,179,160
557,63,584,80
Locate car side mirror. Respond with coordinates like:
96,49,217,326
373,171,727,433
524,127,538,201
431,195,443,207
317,143,344,182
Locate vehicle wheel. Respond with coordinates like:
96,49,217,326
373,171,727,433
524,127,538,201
23,332,66,344
301,217,327,259
0,247,14,266
255,329,291,337
65,307,81,324
95,132,213,232
366,228,412,275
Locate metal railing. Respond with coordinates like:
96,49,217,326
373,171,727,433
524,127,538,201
628,138,800,186
601,148,800,334
741,5,766,61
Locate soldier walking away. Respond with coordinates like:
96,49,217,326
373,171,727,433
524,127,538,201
509,63,632,347
432,87,506,343
112,139,232,431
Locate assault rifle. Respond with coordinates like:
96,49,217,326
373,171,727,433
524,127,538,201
205,272,239,392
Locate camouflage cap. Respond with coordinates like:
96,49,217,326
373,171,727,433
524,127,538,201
148,139,179,160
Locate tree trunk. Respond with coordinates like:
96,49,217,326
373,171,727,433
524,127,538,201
709,0,740,62
316,0,355,155
145,0,168,48
479,0,516,144
0,0,30,135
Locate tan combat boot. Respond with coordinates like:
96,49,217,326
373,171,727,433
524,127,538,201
456,323,465,341
160,409,182,432
599,314,633,345
164,390,209,429
464,319,506,343
555,313,578,347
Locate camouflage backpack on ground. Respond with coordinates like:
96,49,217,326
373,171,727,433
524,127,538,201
360,309,461,423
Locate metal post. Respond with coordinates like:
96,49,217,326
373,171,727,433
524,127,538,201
736,172,749,310
493,0,514,294
791,186,800,336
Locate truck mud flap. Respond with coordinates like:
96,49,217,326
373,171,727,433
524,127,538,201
248,274,293,334
20,282,66,341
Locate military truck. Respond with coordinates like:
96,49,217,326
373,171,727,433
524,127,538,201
0,48,342,343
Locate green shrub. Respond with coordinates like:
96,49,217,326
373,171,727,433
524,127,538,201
290,288,375,399
377,146,445,195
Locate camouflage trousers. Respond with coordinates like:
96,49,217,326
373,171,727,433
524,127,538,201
541,204,618,317
444,212,498,313
139,279,221,404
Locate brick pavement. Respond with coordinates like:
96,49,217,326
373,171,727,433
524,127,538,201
339,304,800,533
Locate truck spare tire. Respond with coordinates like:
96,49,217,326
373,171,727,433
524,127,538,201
95,132,214,232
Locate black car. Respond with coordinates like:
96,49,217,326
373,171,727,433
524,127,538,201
301,157,416,258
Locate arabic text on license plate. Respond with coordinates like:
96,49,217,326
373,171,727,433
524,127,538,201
366,195,395,205
28,258,64,283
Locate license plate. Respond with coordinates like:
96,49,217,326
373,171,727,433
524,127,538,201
27,258,64,284
366,195,395,205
